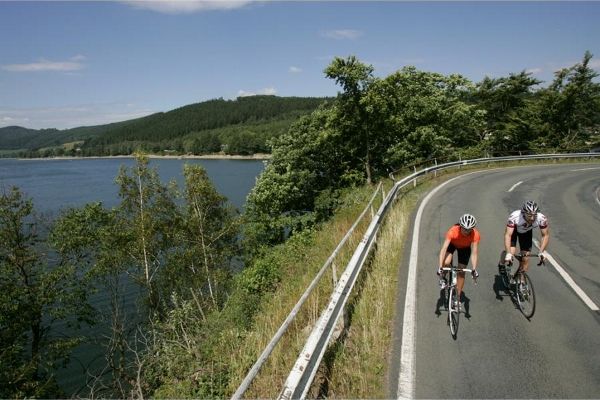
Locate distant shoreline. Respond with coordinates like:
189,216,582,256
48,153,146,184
14,153,272,161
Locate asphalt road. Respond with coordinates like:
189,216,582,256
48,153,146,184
389,162,600,399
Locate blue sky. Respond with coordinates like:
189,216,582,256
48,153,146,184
1,1,599,130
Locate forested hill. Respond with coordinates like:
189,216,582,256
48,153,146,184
0,120,135,152
0,95,330,157
0,126,60,149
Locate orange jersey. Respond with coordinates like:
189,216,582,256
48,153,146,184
446,225,481,248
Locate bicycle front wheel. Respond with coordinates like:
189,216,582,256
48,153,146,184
517,272,536,319
448,286,459,339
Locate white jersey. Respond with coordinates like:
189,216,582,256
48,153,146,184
507,210,548,233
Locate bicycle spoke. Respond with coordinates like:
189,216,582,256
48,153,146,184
519,273,536,319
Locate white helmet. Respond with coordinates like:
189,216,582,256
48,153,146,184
521,200,540,215
458,213,477,230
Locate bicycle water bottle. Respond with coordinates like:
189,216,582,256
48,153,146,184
451,271,457,286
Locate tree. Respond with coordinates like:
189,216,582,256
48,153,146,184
134,165,241,398
244,107,340,248
473,71,542,153
0,187,94,398
115,153,180,316
160,164,239,311
535,51,600,149
49,202,133,398
325,56,376,183
365,66,483,168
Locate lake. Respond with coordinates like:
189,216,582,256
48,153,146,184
0,157,265,396
0,157,265,212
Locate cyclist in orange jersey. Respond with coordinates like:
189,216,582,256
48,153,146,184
437,214,480,306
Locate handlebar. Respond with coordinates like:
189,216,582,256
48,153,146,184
441,267,473,273
441,266,478,284
507,253,546,266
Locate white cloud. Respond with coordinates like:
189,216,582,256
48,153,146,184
237,87,277,97
122,0,254,14
2,55,86,72
321,29,363,40
526,68,543,75
289,66,302,73
0,103,155,130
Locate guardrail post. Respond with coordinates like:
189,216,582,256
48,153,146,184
413,166,417,187
332,261,338,286
434,158,438,177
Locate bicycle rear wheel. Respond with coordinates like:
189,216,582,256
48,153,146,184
517,272,536,319
448,286,459,338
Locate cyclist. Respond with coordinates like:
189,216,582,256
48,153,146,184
437,214,480,307
503,200,549,281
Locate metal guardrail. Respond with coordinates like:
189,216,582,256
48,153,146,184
231,182,384,400
236,152,600,399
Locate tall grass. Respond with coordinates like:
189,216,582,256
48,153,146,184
224,183,387,398
318,187,418,397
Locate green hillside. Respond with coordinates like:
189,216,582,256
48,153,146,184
0,96,331,157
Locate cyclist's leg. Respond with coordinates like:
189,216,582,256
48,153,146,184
509,228,519,259
442,245,456,282
443,251,453,268
456,266,466,302
518,231,533,278
456,247,471,302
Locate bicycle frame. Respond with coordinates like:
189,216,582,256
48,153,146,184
441,265,474,339
501,253,543,319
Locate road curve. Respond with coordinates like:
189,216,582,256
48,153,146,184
389,162,600,399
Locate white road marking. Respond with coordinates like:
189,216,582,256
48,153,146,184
533,239,599,311
571,167,600,172
596,187,600,207
508,181,523,192
397,172,479,399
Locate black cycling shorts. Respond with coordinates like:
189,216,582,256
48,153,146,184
447,243,472,266
510,229,533,251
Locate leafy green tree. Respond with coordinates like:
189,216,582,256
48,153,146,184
115,153,180,316
535,51,600,149
137,165,241,397
364,66,483,168
160,165,239,311
189,132,221,154
246,60,484,248
0,187,94,398
244,107,340,248
325,56,376,183
49,202,133,398
473,71,542,153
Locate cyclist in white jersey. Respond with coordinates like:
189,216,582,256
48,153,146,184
503,200,549,278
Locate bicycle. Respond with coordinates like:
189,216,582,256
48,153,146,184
440,265,477,339
498,253,545,319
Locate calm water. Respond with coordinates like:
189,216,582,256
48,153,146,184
0,157,265,396
0,157,265,212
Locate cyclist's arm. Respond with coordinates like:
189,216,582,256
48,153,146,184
539,226,549,254
504,225,514,255
439,237,451,269
471,241,479,270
